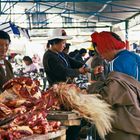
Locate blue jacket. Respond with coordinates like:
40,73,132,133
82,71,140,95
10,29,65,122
109,50,140,81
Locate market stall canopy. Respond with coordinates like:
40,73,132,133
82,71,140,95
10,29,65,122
0,0,139,27
0,0,139,38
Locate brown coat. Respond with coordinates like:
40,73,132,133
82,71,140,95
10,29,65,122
88,71,140,140
0,60,14,92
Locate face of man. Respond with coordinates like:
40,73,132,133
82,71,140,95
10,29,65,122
0,39,10,60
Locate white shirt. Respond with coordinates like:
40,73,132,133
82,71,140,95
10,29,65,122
23,63,37,73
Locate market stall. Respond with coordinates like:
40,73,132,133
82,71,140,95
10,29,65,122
47,111,81,126
0,77,114,140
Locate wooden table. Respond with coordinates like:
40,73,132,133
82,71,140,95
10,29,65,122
21,127,66,140
20,111,80,140
47,111,82,140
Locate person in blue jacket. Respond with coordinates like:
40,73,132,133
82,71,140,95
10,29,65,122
91,31,140,82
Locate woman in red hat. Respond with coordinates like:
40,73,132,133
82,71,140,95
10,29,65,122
91,31,140,81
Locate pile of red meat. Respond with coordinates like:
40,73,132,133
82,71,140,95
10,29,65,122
0,77,61,139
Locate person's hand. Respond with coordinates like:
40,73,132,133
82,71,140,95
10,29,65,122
89,80,97,84
93,65,104,75
78,66,87,74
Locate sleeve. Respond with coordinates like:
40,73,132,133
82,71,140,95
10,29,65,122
5,60,14,79
6,60,14,76
68,56,83,69
136,55,140,81
30,64,37,72
48,55,80,79
105,79,137,106
92,55,104,66
112,55,138,80
91,56,107,81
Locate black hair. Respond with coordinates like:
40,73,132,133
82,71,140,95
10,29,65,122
66,43,71,48
92,43,98,55
47,38,63,48
23,56,33,64
92,42,97,48
0,30,11,43
88,50,95,56
63,43,71,51
69,49,79,58
111,32,123,42
79,48,87,55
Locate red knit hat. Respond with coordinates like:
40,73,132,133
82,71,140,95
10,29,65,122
91,31,126,54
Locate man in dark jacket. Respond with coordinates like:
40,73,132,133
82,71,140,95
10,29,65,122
74,48,87,63
0,30,14,92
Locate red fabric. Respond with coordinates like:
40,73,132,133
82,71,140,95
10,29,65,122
91,31,126,54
